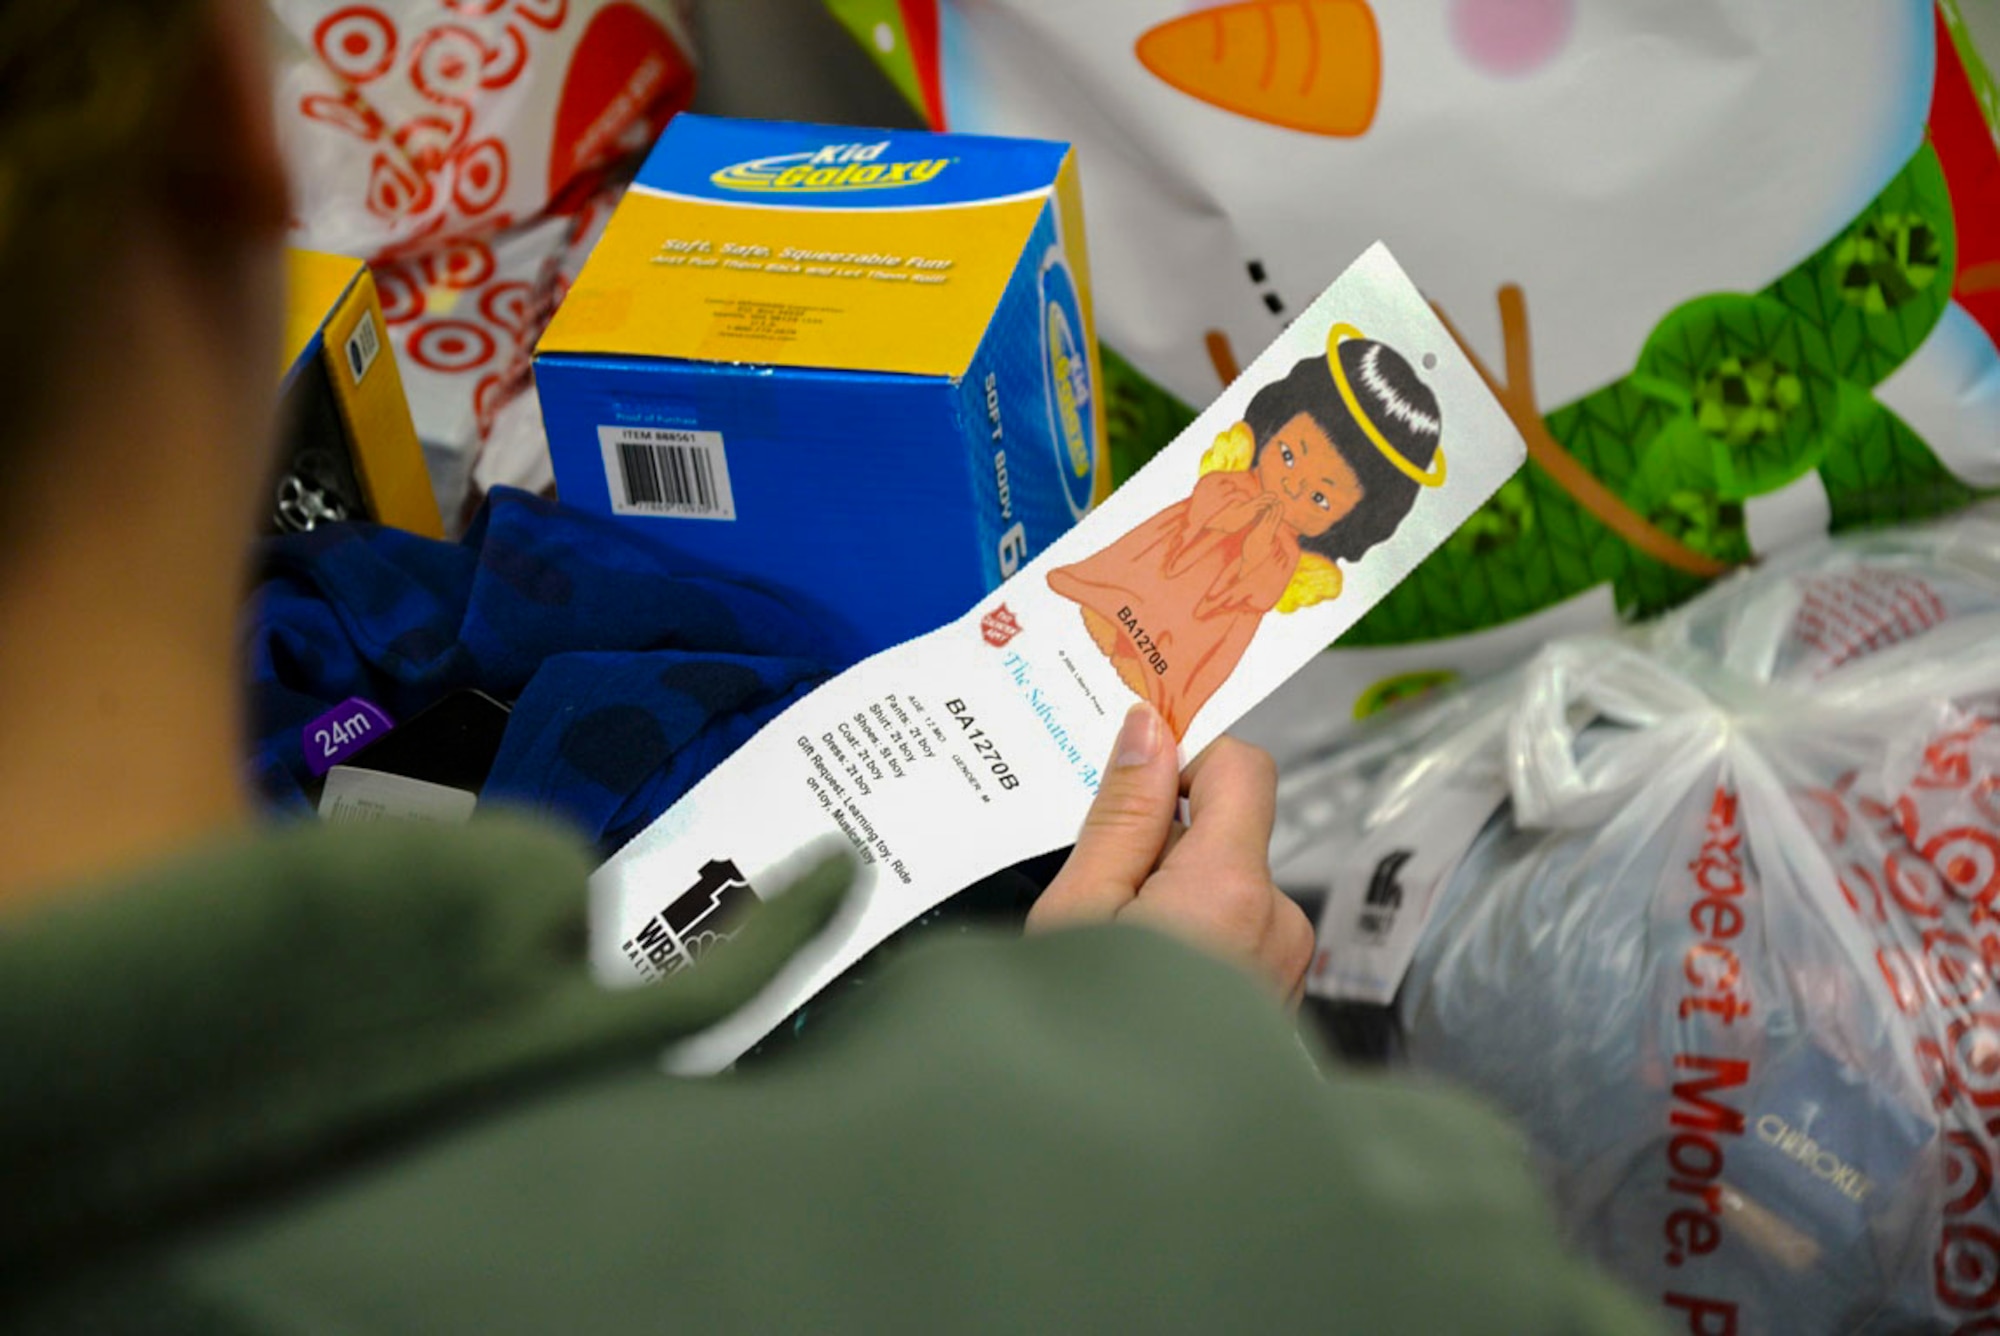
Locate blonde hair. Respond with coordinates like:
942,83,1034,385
0,1,204,437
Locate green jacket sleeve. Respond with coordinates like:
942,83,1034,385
140,925,1658,1335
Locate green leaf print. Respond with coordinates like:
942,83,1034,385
1819,381,1979,531
1760,144,1957,387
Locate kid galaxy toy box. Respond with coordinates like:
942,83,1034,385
535,115,1109,659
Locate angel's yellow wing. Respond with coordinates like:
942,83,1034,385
1276,553,1343,614
1199,421,1254,475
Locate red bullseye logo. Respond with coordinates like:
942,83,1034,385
1949,1012,2000,1109
1926,929,1996,1008
1936,1220,2000,1311
982,605,1022,648
409,319,496,374
1930,827,2000,911
430,238,497,292
452,138,510,215
373,266,425,325
481,281,535,337
412,25,487,105
1946,1130,1996,1216
315,6,398,84
1888,849,1951,920
482,25,530,88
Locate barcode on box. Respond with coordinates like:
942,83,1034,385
345,312,381,385
599,426,738,520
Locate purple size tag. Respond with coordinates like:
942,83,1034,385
303,698,395,777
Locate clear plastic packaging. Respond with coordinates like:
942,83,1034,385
1281,518,2000,1333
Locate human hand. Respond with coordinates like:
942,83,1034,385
1027,704,1315,1003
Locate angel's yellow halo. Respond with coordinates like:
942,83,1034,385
1326,322,1445,489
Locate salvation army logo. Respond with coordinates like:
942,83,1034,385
982,604,1022,648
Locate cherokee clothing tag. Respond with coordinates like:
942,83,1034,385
591,243,1527,1073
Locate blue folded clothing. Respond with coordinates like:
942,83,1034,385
246,488,836,855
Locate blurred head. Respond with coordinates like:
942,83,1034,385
0,1,290,906
0,0,288,510
1244,343,1442,565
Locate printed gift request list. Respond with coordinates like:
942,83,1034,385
592,244,1528,1071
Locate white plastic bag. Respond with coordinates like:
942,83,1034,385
1283,518,2000,1333
270,1,695,502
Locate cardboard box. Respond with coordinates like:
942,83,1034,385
278,250,443,538
535,115,1107,659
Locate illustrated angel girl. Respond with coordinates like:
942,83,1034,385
1047,324,1446,739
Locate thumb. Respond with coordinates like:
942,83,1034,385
1028,703,1179,932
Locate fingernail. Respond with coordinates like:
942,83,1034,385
1114,704,1162,768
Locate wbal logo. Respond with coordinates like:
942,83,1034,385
710,140,952,193
622,857,759,982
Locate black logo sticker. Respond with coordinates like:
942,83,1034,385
624,858,759,981
1356,849,1412,944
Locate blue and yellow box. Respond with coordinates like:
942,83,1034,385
535,115,1107,659
279,250,442,538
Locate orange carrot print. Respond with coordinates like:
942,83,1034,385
1135,0,1381,138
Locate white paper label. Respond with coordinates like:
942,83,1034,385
344,311,381,386
601,426,737,520
591,244,1530,1073
1306,778,1508,1006
318,767,479,825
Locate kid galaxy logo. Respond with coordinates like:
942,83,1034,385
709,140,952,193
1041,251,1096,518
